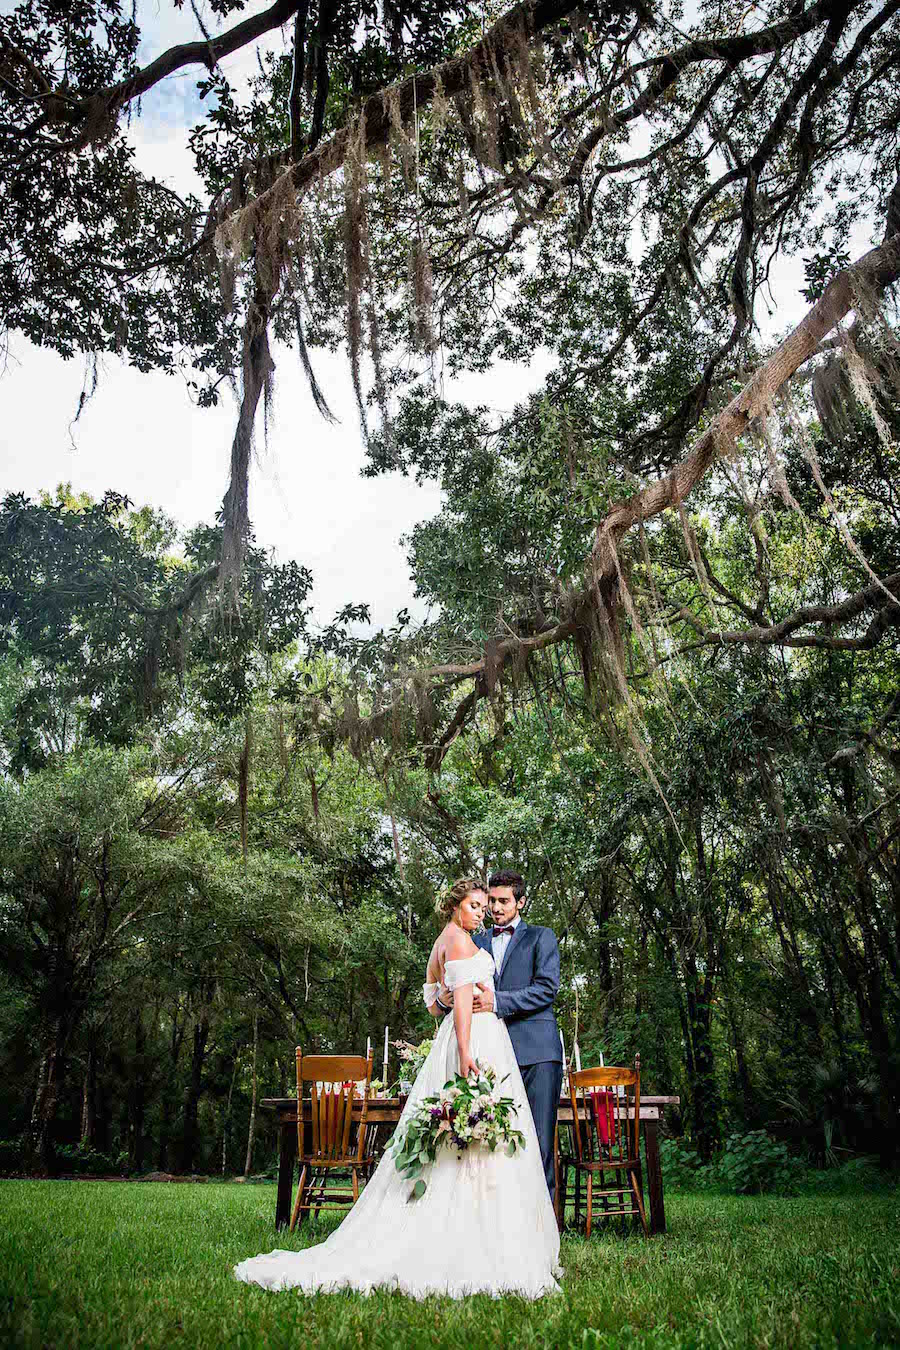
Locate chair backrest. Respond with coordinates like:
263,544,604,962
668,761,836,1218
569,1054,641,1166
296,1050,373,1163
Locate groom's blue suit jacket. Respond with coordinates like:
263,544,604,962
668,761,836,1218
475,922,562,1066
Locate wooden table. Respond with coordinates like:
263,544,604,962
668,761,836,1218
262,1093,679,1235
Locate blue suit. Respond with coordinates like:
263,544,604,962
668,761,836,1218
475,922,563,1199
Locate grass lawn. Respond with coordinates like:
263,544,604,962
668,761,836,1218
1,1179,898,1348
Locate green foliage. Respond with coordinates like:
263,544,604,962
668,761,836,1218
714,1131,806,1197
660,1132,806,1196
54,1144,129,1177
657,1138,710,1193
0,490,312,769
800,1156,890,1193
0,1137,22,1174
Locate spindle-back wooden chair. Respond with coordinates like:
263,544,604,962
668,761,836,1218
289,1049,374,1232
561,1055,649,1237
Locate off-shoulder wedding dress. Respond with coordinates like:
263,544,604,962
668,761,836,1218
233,950,561,1298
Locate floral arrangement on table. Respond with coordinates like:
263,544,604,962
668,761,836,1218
389,1063,526,1199
391,1036,433,1090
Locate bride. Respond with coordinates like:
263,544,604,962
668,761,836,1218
233,878,561,1299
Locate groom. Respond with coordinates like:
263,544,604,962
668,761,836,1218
470,869,564,1201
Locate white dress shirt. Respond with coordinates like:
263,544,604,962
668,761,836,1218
490,912,521,976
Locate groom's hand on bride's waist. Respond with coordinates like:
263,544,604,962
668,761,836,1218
472,982,494,1013
435,983,453,1012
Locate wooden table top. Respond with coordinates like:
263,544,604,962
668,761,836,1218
262,1094,679,1123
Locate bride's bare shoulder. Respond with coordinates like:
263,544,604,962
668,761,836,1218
443,925,478,960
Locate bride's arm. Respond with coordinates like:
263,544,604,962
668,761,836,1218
453,983,477,1080
444,933,478,1078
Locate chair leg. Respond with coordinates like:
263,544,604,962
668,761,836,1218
558,1164,568,1232
574,1167,582,1231
311,1169,327,1218
629,1166,650,1236
352,1167,359,1204
586,1171,593,1239
289,1165,307,1233
599,1166,612,1220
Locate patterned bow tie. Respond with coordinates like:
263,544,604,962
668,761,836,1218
493,925,515,937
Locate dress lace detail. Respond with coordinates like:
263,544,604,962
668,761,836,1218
234,946,561,1300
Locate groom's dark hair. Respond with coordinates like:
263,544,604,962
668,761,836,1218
488,869,526,903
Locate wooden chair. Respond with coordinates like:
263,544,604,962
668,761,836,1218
289,1049,375,1232
561,1054,649,1237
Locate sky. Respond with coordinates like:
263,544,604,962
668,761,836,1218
0,1,880,631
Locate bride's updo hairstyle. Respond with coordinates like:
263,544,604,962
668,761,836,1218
436,877,486,922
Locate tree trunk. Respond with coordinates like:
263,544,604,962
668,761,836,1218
308,766,321,825
725,988,755,1124
239,712,252,863
26,1016,72,1175
128,1012,147,1173
389,812,411,935
180,1004,211,1173
222,1059,237,1177
80,1044,97,1149
686,1001,719,1160
244,1011,260,1178
159,1001,186,1170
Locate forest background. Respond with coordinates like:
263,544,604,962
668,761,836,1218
0,0,898,1185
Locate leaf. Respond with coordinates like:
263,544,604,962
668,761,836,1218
409,1178,427,1201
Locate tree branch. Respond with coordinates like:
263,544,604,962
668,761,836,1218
665,573,900,652
45,0,305,135
379,224,900,741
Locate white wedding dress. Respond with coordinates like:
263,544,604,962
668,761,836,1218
233,951,561,1298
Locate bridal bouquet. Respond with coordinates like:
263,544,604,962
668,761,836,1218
389,1063,526,1199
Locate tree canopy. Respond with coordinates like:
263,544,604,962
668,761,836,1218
0,0,898,1177
3,0,899,627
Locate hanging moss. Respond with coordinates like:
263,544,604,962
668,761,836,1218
343,112,370,437
407,237,435,352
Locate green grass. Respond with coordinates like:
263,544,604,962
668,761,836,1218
1,1180,898,1348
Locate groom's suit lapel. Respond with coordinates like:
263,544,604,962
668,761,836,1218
496,920,528,985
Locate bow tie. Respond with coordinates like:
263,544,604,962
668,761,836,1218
493,926,515,937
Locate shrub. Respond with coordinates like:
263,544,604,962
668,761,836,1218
660,1131,806,1194
713,1130,805,1195
658,1136,714,1191
799,1155,889,1193
0,1138,24,1174
55,1143,128,1176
